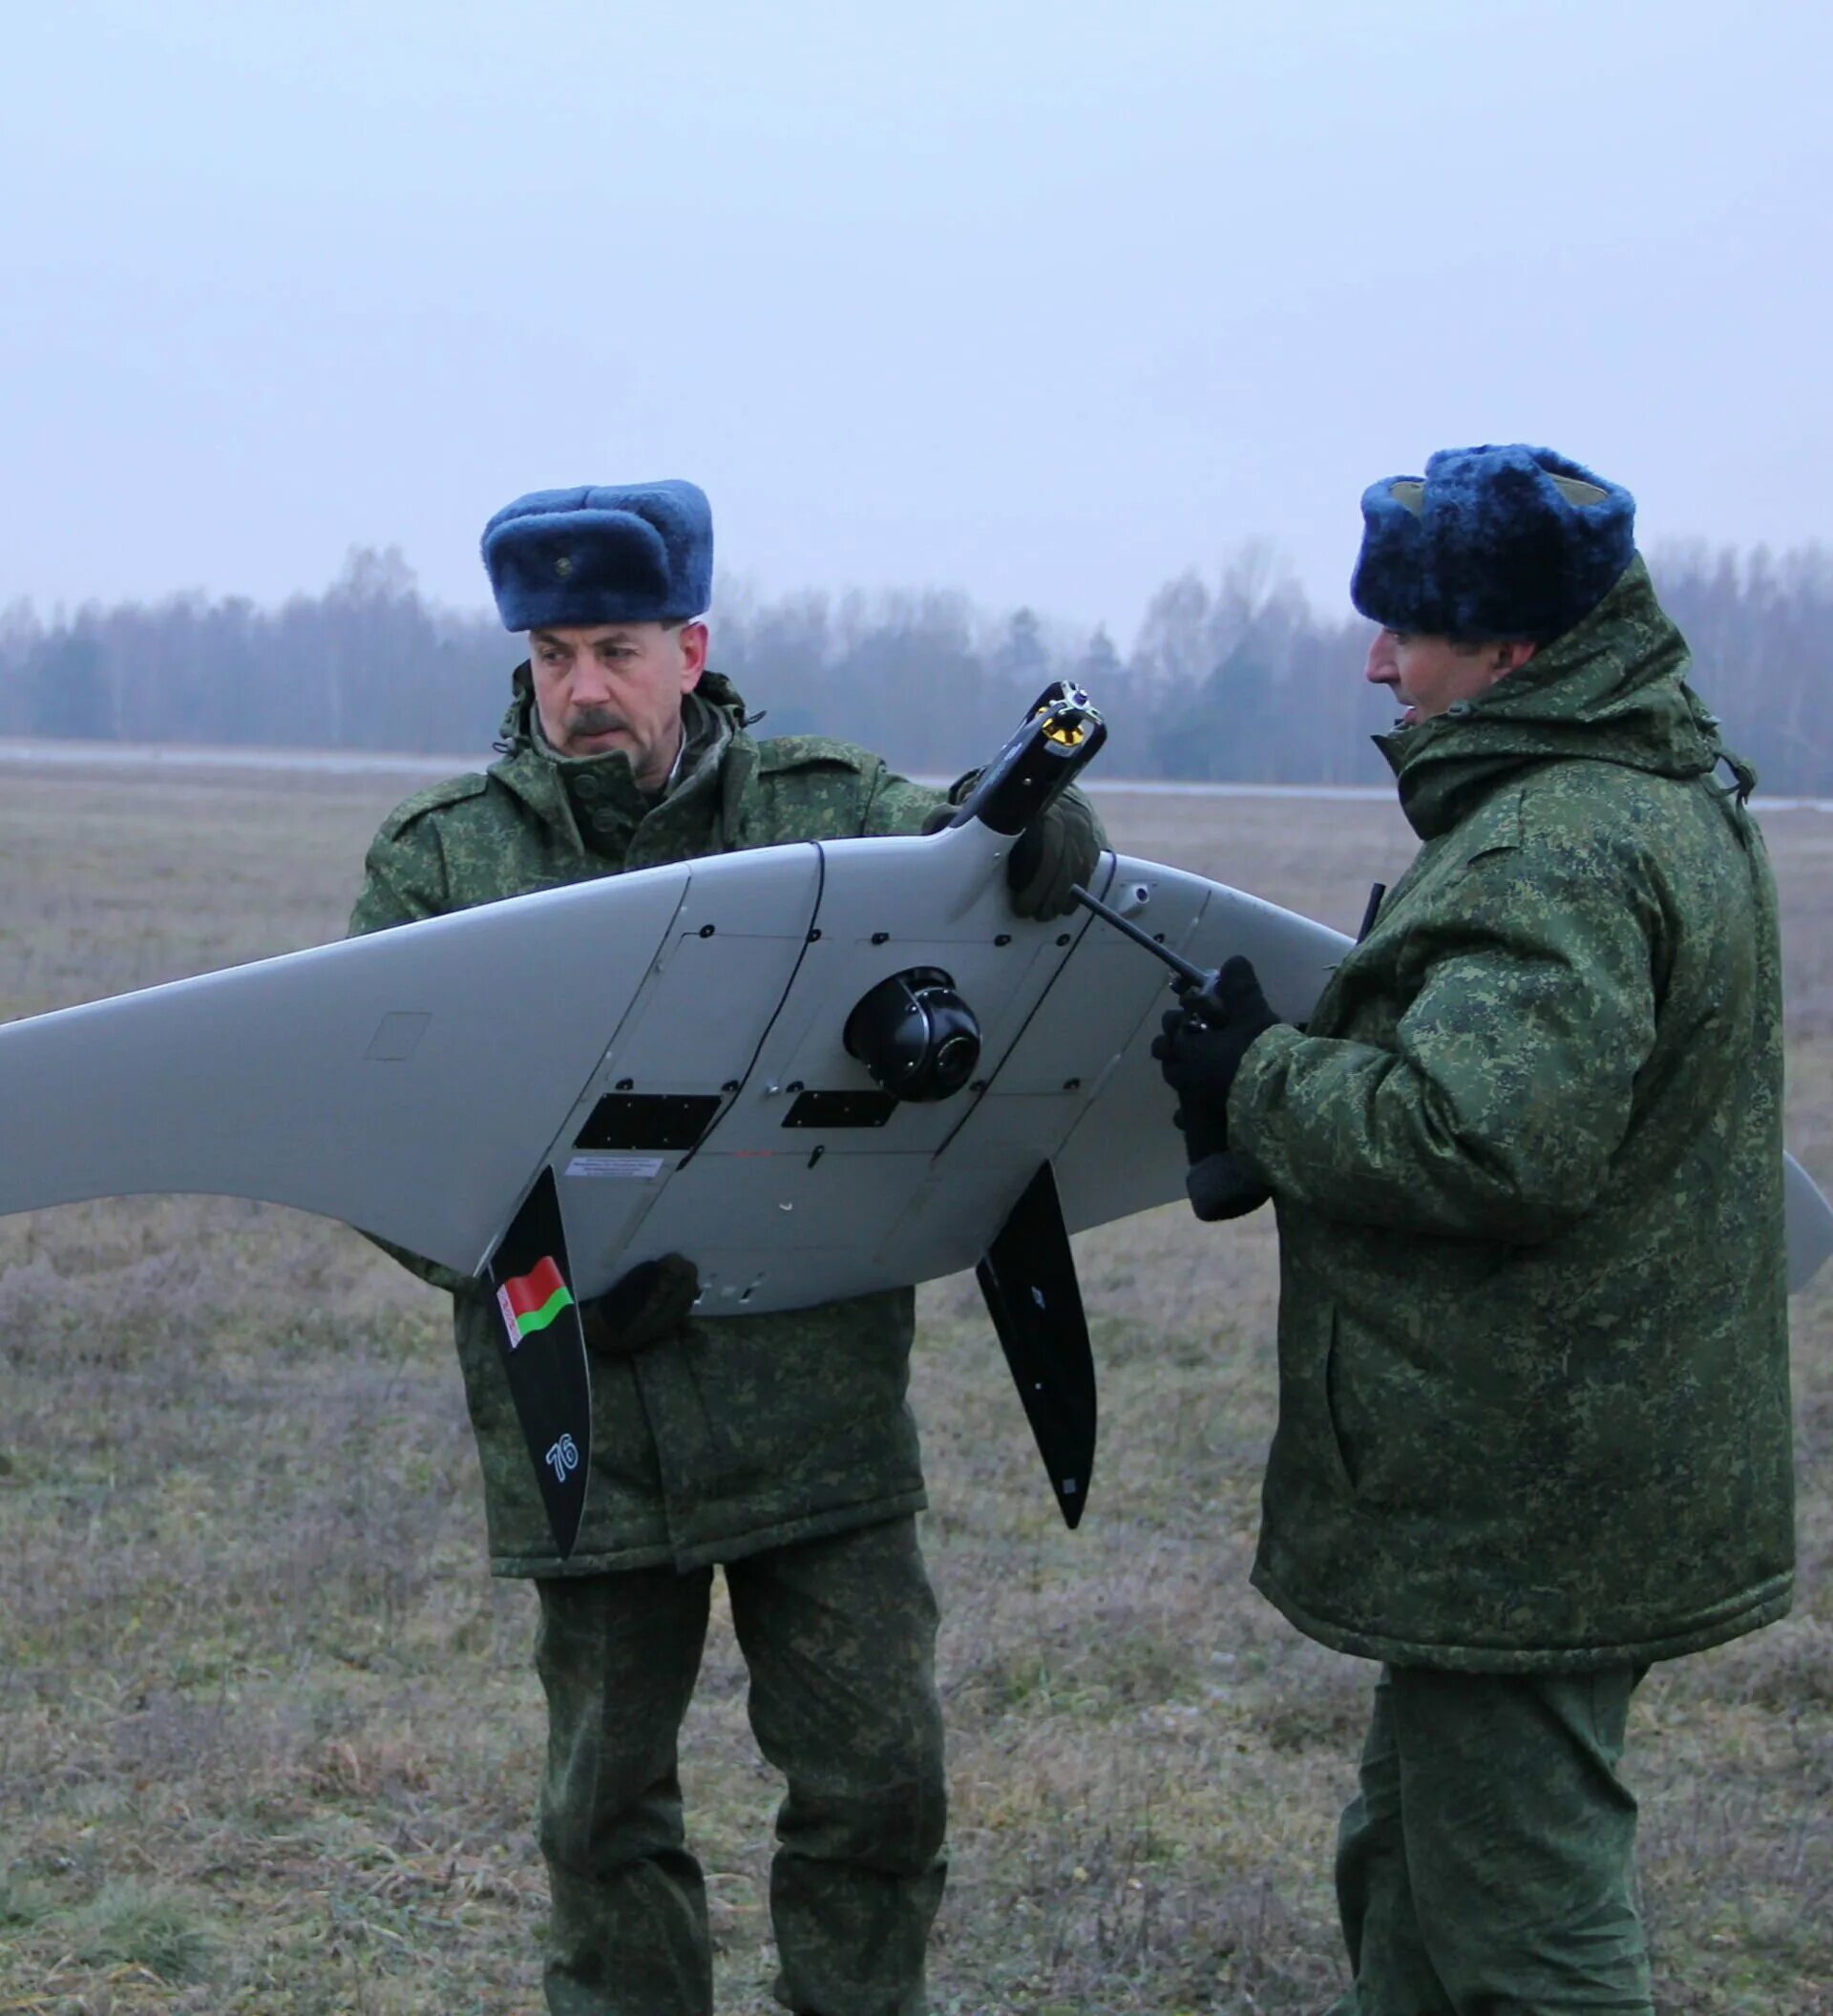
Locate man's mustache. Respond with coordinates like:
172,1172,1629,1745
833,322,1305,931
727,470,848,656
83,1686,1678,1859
569,706,627,737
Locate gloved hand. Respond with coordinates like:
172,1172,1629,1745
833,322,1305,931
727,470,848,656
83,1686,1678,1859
1005,792,1103,920
579,1254,701,1359
1150,956,1281,1131
920,788,1104,923
1186,1148,1274,1223
1172,1098,1231,1167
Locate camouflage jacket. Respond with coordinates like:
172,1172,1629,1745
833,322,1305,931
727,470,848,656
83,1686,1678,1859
349,670,951,1576
1232,559,1794,1670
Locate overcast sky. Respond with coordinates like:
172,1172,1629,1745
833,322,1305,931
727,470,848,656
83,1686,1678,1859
5,0,1829,643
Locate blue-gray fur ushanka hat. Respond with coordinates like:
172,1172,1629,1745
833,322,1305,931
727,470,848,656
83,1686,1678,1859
1351,445,1635,642
481,480,713,631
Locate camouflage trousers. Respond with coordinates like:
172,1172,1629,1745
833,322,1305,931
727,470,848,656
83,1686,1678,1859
534,1515,947,2016
1325,1665,1652,2015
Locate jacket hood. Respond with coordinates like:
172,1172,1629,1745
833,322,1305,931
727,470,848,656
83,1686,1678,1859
1377,557,1737,838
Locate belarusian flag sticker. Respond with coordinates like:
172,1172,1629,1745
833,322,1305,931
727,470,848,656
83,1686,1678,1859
496,1254,575,1352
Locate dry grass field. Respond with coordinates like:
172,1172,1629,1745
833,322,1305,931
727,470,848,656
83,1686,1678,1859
1,762,1829,2015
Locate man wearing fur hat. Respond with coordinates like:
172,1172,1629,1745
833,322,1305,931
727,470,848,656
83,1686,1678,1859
348,481,1103,2016
1155,446,1792,2012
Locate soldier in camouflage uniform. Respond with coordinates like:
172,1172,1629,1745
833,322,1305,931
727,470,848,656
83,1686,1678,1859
1155,446,1793,2014
348,482,1102,2016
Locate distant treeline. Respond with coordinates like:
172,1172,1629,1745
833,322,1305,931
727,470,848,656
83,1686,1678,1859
2,540,1829,791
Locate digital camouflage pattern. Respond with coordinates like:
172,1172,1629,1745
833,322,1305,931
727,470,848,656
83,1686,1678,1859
1231,557,1795,1670
349,668,954,1578
537,1518,945,2016
1327,1665,1651,2013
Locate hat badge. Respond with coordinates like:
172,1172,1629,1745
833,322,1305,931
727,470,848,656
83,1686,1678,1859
555,554,574,578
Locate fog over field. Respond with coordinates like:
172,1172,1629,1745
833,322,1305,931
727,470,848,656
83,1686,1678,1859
0,762,1827,2011
7,532,1833,798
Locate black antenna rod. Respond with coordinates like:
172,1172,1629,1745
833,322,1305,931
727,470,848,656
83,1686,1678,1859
1069,883,1209,991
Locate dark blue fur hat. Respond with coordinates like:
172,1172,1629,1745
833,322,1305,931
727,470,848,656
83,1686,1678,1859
481,480,713,631
1351,445,1635,642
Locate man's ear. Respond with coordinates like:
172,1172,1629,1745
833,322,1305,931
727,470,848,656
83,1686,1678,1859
678,620,710,689
1497,640,1537,676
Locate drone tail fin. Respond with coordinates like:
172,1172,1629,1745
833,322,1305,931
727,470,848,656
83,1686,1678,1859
977,1162,1098,1529
484,1168,593,1559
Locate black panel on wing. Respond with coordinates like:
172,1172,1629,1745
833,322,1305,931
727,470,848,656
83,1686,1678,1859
976,1162,1097,1528
781,1089,899,1128
575,1093,722,1151
483,1167,592,1560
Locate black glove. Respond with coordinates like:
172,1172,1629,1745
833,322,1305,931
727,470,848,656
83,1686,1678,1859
1172,1098,1231,1166
1150,956,1281,1127
1186,1149,1274,1223
580,1254,700,1359
1005,792,1102,920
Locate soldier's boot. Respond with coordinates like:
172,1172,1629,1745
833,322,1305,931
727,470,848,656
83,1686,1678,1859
727,1520,948,2016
